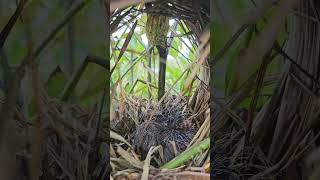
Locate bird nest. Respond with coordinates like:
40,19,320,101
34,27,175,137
12,94,109,179
110,84,210,179
211,107,273,179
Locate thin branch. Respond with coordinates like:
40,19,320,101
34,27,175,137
245,51,272,146
60,54,107,101
0,0,28,50
111,20,138,74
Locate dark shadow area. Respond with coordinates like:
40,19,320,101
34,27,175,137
0,0,109,179
212,0,320,179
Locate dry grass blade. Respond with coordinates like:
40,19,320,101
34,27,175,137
184,43,210,90
116,145,144,169
141,146,160,180
111,48,149,94
111,130,132,148
47,144,75,180
189,115,209,146
111,20,138,74
174,171,210,180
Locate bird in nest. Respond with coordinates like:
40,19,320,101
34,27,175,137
130,96,195,164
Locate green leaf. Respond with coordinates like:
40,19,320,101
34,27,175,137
46,69,67,97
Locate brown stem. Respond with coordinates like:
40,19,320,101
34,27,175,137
157,45,168,100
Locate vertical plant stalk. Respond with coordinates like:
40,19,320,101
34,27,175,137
105,0,111,176
157,20,178,100
147,47,153,97
157,45,168,100
130,52,134,85
110,20,137,75
23,9,40,180
145,12,169,100
64,0,75,78
0,1,28,179
244,52,272,146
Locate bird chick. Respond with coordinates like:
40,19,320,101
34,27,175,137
131,99,194,163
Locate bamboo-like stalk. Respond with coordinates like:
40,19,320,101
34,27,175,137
161,138,210,169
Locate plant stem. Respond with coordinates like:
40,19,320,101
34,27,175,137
161,138,210,169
